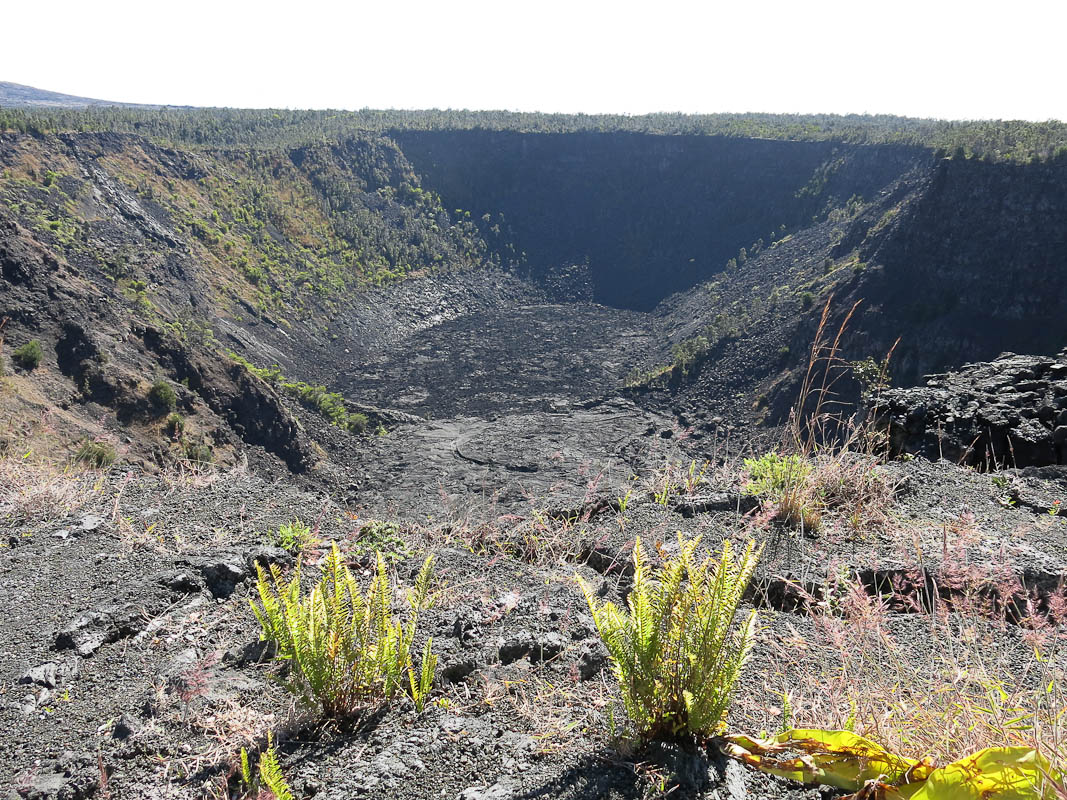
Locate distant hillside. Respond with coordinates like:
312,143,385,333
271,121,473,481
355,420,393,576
0,81,165,109
1,89,1066,161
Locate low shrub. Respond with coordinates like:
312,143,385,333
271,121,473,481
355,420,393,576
743,450,895,534
148,379,177,411
743,452,822,531
268,518,317,553
577,534,763,742
743,452,811,497
183,440,213,464
75,440,116,468
350,520,409,560
164,412,184,438
13,340,43,370
251,543,436,717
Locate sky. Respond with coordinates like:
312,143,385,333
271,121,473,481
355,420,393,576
4,0,1066,121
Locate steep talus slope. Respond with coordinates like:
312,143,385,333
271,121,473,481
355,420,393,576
0,129,509,473
0,211,317,473
638,153,1067,429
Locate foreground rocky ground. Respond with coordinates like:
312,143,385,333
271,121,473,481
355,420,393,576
4,279,1067,798
3,424,1065,798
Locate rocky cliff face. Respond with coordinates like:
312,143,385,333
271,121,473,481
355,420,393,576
844,156,1067,386
875,350,1067,469
391,130,928,310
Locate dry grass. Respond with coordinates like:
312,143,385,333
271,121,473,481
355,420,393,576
448,667,617,756
0,454,105,528
733,298,1066,774
736,565,1067,770
741,448,900,537
738,298,904,537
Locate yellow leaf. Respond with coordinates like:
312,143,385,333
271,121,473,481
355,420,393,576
723,729,1064,800
722,729,932,792
909,747,1058,800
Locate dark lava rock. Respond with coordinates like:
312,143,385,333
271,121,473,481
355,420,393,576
874,350,1067,469
645,741,712,794
673,491,757,517
577,640,609,680
182,546,290,598
189,555,248,598
497,631,567,665
439,655,479,683
158,570,204,594
54,605,144,657
222,636,276,667
112,714,140,740
641,742,756,799
245,545,293,572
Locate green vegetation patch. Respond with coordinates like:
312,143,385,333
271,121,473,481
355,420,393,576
75,440,116,468
251,544,436,716
12,340,43,370
229,352,368,434
148,379,177,411
578,534,763,743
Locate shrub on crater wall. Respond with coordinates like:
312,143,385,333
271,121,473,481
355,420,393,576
12,339,43,371
148,379,177,411
164,412,184,438
183,440,213,464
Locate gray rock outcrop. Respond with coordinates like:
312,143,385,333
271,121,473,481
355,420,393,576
874,350,1067,469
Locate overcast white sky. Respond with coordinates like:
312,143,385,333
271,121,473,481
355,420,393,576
4,0,1065,121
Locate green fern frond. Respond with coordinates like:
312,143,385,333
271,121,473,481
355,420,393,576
239,746,253,790
258,733,294,800
577,534,763,742
411,636,437,712
250,541,437,717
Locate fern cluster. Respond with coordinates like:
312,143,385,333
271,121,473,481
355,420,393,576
743,452,812,498
267,518,318,553
251,542,436,717
578,534,763,742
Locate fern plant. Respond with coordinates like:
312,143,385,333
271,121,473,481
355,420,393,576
240,732,293,800
743,452,811,499
268,518,317,553
578,534,763,742
251,542,435,717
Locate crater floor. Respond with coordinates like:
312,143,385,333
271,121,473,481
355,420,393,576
340,303,660,418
